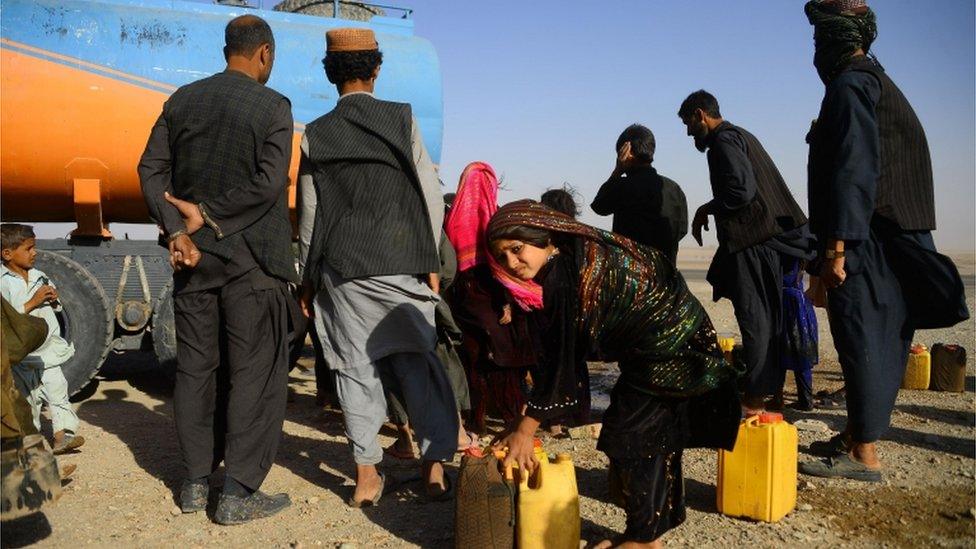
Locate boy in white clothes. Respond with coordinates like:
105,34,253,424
0,224,84,454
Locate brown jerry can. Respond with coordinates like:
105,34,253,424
930,344,967,392
455,449,516,549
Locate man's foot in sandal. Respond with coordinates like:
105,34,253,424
347,472,385,508
799,454,881,482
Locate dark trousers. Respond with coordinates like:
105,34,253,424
712,243,783,397
827,229,919,442
173,269,290,490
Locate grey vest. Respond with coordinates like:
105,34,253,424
712,124,808,253
304,94,439,282
164,70,297,283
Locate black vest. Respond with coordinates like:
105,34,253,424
304,94,439,281
711,124,808,253
164,70,297,283
809,57,936,232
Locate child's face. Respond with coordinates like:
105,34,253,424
491,239,551,281
1,238,37,271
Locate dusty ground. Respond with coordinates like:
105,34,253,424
3,251,974,548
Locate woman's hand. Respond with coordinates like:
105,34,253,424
498,304,512,325
492,416,541,477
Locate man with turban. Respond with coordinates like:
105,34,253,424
801,0,968,481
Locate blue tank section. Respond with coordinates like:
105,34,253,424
0,0,443,161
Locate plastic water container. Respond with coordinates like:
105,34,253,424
901,343,931,390
516,442,581,549
930,343,967,392
455,447,515,549
717,412,798,522
717,334,736,362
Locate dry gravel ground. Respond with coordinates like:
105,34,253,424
3,251,974,548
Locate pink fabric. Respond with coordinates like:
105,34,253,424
444,162,543,311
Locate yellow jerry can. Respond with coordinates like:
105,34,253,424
516,442,581,549
717,412,798,523
901,343,931,390
717,334,736,363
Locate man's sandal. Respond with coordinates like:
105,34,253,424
799,454,881,482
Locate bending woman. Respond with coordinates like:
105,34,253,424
487,200,741,548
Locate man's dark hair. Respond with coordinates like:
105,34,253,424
615,124,656,164
540,185,580,219
0,223,35,252
224,15,274,59
678,90,721,120
324,50,383,84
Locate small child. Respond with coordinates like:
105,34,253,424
0,224,84,454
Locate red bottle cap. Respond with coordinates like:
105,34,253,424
533,438,543,449
758,412,784,424
910,343,927,354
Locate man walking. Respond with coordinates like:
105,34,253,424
678,90,812,415
139,15,295,524
800,0,967,481
299,28,458,506
591,124,688,264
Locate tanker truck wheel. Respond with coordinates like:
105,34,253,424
152,281,177,381
33,250,114,397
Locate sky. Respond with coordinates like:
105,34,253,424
408,0,975,251
39,0,975,251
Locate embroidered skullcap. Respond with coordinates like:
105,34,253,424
326,28,378,52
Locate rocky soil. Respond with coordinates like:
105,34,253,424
3,253,974,548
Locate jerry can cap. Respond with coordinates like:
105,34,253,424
910,343,927,354
533,438,543,449
758,412,784,424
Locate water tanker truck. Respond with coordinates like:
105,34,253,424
0,0,443,395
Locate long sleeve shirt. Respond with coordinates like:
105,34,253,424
138,98,293,241
0,266,75,368
813,70,882,242
704,122,758,217
590,165,688,262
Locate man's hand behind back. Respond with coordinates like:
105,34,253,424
169,234,201,272
164,192,205,235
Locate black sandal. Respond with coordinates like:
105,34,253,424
799,454,882,482
808,433,849,457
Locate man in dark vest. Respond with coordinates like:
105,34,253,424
298,28,458,506
591,123,688,264
678,90,813,416
138,15,295,524
800,0,967,481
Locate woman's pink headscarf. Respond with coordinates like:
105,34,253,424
444,162,543,311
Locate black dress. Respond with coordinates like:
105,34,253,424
526,242,740,542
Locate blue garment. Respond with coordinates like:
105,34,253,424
781,259,819,373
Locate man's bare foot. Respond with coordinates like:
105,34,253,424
423,460,446,496
850,441,881,469
352,465,383,504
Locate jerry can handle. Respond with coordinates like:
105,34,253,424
744,414,760,427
